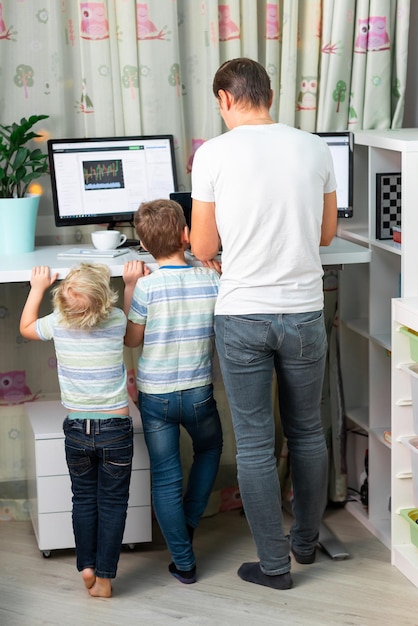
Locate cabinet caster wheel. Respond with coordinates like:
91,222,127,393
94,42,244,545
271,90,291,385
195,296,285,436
42,550,51,558
127,543,136,551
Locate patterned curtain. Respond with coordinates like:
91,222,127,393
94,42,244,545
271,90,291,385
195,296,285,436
0,0,410,516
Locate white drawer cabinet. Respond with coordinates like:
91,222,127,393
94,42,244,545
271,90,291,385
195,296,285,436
25,399,152,556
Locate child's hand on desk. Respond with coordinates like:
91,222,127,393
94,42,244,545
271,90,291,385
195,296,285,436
201,258,222,275
30,266,59,292
122,260,150,287
122,261,150,320
20,267,58,340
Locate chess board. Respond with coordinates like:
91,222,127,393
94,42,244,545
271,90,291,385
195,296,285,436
376,172,401,240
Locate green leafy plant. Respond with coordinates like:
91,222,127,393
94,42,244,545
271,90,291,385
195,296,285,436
0,114,49,199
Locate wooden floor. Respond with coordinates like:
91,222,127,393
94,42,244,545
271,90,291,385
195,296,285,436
0,506,417,626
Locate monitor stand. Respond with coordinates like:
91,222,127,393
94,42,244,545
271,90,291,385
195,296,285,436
283,500,350,560
105,221,141,249
118,238,142,248
318,521,350,560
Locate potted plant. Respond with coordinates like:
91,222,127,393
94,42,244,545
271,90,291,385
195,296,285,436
0,114,49,254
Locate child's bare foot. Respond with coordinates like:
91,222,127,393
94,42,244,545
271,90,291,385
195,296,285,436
88,577,112,598
82,568,96,590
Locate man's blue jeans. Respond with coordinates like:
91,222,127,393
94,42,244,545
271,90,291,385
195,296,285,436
215,311,328,576
138,384,223,571
63,416,133,579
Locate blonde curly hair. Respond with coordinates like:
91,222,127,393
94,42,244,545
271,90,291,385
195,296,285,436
52,263,118,329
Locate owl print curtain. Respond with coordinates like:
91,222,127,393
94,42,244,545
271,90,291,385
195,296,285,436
0,0,411,515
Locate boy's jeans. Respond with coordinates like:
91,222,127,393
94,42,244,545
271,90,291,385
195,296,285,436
63,416,133,578
139,384,223,571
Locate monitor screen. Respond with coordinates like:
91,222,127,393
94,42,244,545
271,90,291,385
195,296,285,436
170,191,192,229
48,135,178,227
314,131,353,218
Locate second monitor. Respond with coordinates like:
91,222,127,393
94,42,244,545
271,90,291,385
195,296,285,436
170,191,192,229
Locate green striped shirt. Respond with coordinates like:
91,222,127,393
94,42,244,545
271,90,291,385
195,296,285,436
36,308,129,411
128,266,219,394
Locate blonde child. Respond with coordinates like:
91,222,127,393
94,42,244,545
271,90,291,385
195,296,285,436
20,263,133,598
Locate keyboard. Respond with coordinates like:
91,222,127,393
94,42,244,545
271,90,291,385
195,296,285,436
57,248,130,259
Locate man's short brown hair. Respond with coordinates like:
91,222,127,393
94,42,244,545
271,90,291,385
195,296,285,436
213,57,272,110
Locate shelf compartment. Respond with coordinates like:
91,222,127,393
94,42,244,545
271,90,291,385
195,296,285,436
345,501,390,548
346,408,369,431
340,329,369,421
371,427,392,449
369,436,391,524
401,436,418,507
337,226,369,244
346,427,368,501
342,317,369,339
370,342,391,430
370,239,402,255
370,333,391,351
339,262,369,323
369,247,401,338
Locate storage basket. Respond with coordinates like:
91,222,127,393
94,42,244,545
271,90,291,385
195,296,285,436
400,508,418,548
403,436,418,507
402,363,418,434
400,326,418,362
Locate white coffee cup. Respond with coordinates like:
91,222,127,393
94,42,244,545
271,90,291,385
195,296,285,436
91,230,127,250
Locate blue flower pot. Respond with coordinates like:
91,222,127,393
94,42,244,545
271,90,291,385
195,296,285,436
0,195,40,254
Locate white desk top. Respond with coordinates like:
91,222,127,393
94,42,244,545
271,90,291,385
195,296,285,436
0,237,371,283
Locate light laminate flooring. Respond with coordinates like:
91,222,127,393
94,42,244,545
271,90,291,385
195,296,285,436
0,506,417,626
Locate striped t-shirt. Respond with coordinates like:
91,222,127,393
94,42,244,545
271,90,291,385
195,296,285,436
36,307,129,411
128,265,220,394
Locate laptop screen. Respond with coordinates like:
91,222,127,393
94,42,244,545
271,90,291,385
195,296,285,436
314,131,353,218
170,191,192,229
171,131,353,226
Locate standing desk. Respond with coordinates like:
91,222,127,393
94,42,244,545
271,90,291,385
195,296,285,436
0,237,371,283
0,238,371,557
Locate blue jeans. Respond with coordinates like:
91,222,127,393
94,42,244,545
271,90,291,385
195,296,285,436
63,416,133,579
215,312,328,576
138,384,223,571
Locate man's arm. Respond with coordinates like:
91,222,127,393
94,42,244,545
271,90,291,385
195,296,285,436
190,199,220,261
122,260,149,348
320,191,338,246
20,266,58,340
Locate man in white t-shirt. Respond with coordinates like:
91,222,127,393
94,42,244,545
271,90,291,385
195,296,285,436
190,57,337,591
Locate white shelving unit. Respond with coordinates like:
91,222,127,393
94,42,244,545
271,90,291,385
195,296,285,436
338,129,418,565
391,298,418,588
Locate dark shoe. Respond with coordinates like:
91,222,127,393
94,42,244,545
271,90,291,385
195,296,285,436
237,562,293,590
291,547,316,564
286,534,316,564
168,562,197,584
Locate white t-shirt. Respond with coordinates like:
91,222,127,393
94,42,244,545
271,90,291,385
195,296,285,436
191,123,337,315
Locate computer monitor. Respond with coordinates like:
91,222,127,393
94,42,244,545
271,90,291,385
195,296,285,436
170,132,352,226
314,131,353,218
48,135,178,228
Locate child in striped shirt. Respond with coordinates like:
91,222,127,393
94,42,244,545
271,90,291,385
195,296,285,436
123,199,223,584
20,263,132,598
